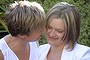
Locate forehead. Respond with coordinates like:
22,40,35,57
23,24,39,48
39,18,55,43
49,18,65,30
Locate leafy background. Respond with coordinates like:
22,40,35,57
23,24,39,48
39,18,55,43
0,0,90,46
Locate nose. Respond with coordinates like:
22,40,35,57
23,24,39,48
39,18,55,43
49,29,56,37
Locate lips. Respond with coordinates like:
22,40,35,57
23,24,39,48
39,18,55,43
48,37,58,41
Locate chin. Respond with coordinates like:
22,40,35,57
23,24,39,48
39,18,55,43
48,42,56,46
48,40,56,44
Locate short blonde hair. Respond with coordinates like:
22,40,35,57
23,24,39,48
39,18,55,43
5,1,45,36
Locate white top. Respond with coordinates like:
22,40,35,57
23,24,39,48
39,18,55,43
39,43,90,60
0,38,39,60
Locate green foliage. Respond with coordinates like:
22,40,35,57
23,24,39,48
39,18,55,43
0,0,90,47
39,33,47,45
0,0,10,38
78,2,90,47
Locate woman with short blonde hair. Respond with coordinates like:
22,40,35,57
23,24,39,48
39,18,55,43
0,1,46,60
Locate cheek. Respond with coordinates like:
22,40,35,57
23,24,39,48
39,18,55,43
57,33,65,39
45,31,49,38
32,33,41,39
45,30,50,37
35,33,41,37
46,29,51,34
33,33,42,41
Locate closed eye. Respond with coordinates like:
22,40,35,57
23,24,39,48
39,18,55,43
56,29,64,33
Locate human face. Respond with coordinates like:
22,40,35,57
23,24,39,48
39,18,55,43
23,30,43,42
46,18,66,47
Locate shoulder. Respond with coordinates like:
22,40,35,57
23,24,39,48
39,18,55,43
29,41,39,48
0,38,8,51
0,50,4,60
39,44,50,50
0,38,8,60
73,43,90,60
39,44,50,57
0,38,5,50
74,43,90,52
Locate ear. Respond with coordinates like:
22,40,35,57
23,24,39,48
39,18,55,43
17,34,27,39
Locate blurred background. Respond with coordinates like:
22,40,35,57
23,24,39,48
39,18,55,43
0,0,90,46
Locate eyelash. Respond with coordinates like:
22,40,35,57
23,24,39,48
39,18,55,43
47,26,64,33
57,30,64,33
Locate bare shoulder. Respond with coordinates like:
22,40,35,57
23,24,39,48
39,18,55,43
0,50,4,60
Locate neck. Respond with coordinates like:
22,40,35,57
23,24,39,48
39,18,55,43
4,34,29,50
51,40,66,51
4,34,30,60
47,45,65,60
50,44,65,53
